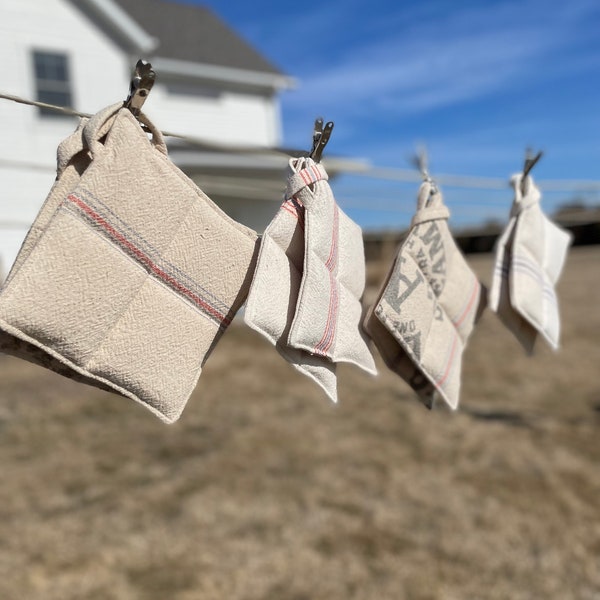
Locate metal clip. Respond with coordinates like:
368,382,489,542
309,117,334,163
521,148,543,195
410,145,438,201
124,59,156,117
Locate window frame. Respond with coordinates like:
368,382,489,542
31,50,75,117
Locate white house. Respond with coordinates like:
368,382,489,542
0,0,304,277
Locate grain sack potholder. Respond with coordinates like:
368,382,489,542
5,117,90,285
489,174,572,354
245,157,376,402
287,157,377,376
364,181,485,409
0,117,98,381
244,177,337,402
0,103,258,423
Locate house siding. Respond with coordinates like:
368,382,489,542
0,0,130,269
0,0,284,272
146,84,281,147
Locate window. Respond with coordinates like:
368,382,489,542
32,51,73,116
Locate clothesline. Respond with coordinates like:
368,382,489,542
351,169,600,193
0,92,291,157
1,91,600,194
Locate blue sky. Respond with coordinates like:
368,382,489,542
177,0,600,229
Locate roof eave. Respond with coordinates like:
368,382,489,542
73,0,159,54
151,57,297,92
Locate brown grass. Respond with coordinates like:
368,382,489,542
0,247,599,600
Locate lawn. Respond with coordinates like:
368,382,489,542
0,247,598,600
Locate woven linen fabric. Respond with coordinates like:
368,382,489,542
364,181,485,409
0,103,258,423
489,174,572,353
244,185,337,402
5,117,90,284
287,157,377,376
0,118,97,383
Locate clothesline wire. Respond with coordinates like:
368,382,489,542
2,91,600,194
0,92,292,157
0,92,92,118
349,169,600,192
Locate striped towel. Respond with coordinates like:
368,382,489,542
489,174,572,353
364,181,485,409
245,157,376,403
0,103,258,423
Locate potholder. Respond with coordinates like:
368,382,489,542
287,157,376,376
365,181,485,409
0,103,258,423
244,187,337,402
489,174,572,353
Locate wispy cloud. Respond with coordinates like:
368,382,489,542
286,31,543,111
190,0,600,227
280,0,600,144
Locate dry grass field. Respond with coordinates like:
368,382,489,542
0,246,598,600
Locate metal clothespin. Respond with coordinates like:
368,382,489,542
124,59,156,117
521,148,543,195
410,145,438,200
309,117,334,163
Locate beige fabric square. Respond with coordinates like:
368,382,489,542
5,117,90,284
364,182,485,409
489,174,572,353
287,157,376,376
0,103,258,423
244,193,337,402
0,118,97,384
245,157,376,402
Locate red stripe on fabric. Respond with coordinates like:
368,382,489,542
324,203,339,269
314,281,335,352
299,169,311,185
310,165,321,182
314,203,340,354
319,205,340,353
281,202,299,220
317,273,339,354
66,194,228,326
313,272,335,355
283,198,305,225
452,278,479,327
435,334,458,388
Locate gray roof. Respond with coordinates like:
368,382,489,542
113,0,283,75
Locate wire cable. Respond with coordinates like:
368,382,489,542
0,92,291,157
2,91,600,194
